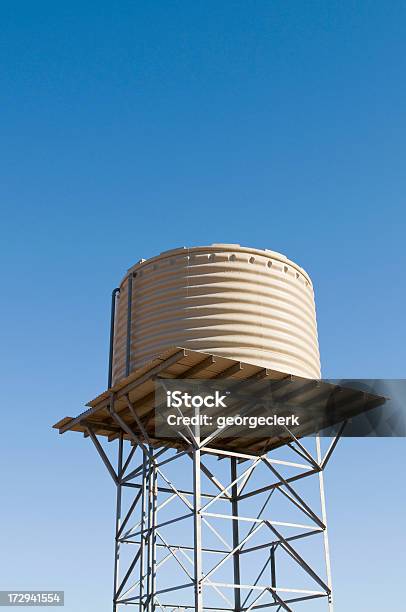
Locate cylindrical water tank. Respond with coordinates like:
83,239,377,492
111,244,321,384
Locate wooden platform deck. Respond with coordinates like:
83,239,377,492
53,347,386,455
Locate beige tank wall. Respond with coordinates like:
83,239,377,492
112,244,321,384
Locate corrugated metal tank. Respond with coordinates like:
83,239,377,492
111,244,321,384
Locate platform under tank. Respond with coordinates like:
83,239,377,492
111,244,321,384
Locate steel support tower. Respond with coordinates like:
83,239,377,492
56,347,383,610
83,401,344,612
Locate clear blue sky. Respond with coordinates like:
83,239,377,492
1,1,405,610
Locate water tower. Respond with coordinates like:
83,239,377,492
54,244,383,611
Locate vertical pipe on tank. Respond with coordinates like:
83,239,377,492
125,274,134,377
108,288,120,389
